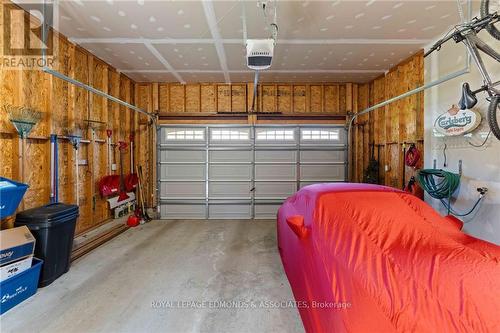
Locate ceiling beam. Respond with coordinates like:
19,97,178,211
201,0,230,83
143,42,185,84
119,69,385,74
71,37,430,46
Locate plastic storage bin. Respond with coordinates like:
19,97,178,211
15,203,79,287
0,258,43,315
0,177,29,219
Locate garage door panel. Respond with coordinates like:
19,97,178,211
254,204,281,219
209,182,252,198
255,165,296,181
160,204,206,219
210,165,252,180
300,165,345,181
160,150,205,163
209,204,251,219
254,182,296,198
160,182,205,198
160,165,205,180
300,150,344,163
209,150,252,163
255,150,296,163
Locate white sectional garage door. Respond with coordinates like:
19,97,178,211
158,125,347,219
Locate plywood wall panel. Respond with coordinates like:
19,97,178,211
310,85,323,113
324,85,339,113
293,85,306,113
169,84,185,112
158,84,169,114
277,85,292,113
185,84,201,112
217,84,231,112
231,84,246,113
201,84,216,112
261,85,276,113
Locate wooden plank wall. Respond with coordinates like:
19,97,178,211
148,83,351,114
352,51,424,188
0,6,137,234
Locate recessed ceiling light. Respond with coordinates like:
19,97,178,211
355,13,365,19
145,62,150,66
425,5,436,10
61,15,71,21
201,56,206,60
407,19,417,24
302,2,310,8
366,0,376,6
174,48,179,52
138,56,143,60
90,16,101,22
103,27,111,32
178,54,183,58
326,15,335,20
130,50,135,54
304,55,309,59
320,28,328,32
393,2,403,9
381,15,391,20
441,14,450,19
372,26,381,30
118,10,126,17
74,0,84,7
422,26,435,31
297,17,304,22
130,24,138,30
149,16,156,23
300,63,305,66
106,0,113,5
77,27,85,31
398,28,406,32
157,27,164,32
184,24,191,29
105,47,111,51
345,25,354,29
177,9,184,15
137,0,144,6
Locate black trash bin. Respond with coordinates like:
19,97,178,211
15,203,79,287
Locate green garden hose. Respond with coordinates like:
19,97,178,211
417,169,483,217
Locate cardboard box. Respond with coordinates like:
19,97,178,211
0,226,35,266
0,255,33,282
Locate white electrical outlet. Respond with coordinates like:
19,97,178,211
111,164,117,171
385,165,390,172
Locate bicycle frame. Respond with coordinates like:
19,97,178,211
461,28,500,95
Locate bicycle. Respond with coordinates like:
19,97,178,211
425,0,500,140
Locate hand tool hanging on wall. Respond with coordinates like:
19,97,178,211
106,129,113,174
50,134,58,203
363,144,379,184
129,134,134,172
4,105,42,209
68,130,82,206
136,165,151,222
117,142,129,202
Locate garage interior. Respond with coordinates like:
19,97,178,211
0,0,499,332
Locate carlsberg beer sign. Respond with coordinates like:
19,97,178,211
435,104,481,136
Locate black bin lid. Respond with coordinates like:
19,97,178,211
15,203,79,228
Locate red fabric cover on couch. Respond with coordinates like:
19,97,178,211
277,183,500,333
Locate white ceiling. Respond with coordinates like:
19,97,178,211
25,0,470,83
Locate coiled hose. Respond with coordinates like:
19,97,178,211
417,169,483,216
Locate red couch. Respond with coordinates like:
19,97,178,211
277,183,500,333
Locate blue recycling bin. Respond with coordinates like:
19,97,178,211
0,177,29,219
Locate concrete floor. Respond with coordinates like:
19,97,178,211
1,220,304,333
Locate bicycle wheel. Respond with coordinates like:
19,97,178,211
488,95,500,140
481,0,500,40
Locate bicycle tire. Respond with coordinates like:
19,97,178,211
488,95,500,140
480,0,500,40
